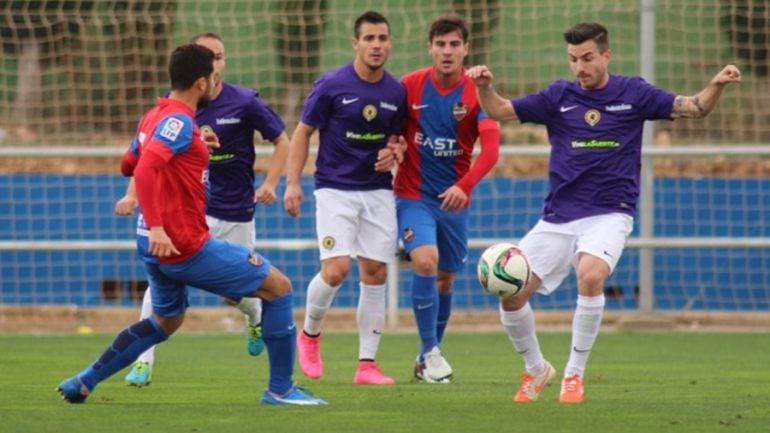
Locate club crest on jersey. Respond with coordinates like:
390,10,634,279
322,236,336,250
362,104,378,122
452,102,468,121
159,117,184,141
200,125,214,136
403,227,415,243
584,109,601,126
248,253,263,266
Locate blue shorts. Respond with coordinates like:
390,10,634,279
396,197,469,273
146,237,272,317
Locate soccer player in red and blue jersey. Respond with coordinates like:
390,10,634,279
117,32,289,386
395,14,500,384
468,22,741,403
57,44,326,406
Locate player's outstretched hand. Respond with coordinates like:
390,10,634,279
438,185,468,212
465,65,495,88
712,65,741,86
114,195,137,216
148,227,180,257
254,184,277,205
283,184,303,218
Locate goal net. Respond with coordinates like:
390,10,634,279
1,1,769,322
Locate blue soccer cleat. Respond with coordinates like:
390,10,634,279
125,361,152,387
259,386,328,406
57,376,90,404
246,324,265,357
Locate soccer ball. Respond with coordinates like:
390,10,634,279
477,243,531,297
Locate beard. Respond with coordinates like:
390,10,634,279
197,93,212,108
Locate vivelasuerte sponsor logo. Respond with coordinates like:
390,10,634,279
380,101,398,111
605,103,632,112
216,117,241,125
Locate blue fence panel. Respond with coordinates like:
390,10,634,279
2,174,769,310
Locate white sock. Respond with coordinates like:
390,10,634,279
136,287,155,365
565,294,605,377
500,302,544,375
357,282,386,360
304,273,340,336
234,297,262,326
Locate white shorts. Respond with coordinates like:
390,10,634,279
314,188,398,263
205,215,255,248
518,213,634,295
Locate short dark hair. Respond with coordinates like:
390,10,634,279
563,22,609,52
168,44,215,91
354,10,389,38
429,14,469,43
189,32,222,44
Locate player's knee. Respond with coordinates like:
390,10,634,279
436,273,455,294
321,266,349,287
153,314,184,336
577,269,606,294
500,293,528,311
412,255,438,276
268,271,293,297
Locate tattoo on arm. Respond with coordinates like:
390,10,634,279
692,96,705,114
673,95,705,118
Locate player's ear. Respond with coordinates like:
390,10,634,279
603,48,612,64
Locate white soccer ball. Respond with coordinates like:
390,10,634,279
477,243,531,297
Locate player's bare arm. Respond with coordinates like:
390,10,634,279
255,131,290,205
283,122,315,217
115,178,138,216
466,65,518,121
671,64,741,119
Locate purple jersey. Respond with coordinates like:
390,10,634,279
197,82,285,222
301,63,406,190
512,75,676,223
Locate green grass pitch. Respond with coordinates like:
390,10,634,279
1,331,769,433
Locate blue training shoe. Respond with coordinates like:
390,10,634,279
246,324,265,357
125,361,152,387
57,376,90,403
260,386,328,406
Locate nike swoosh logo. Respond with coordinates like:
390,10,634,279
416,303,433,310
572,346,591,353
560,105,578,112
516,348,529,355
342,97,359,105
412,103,429,110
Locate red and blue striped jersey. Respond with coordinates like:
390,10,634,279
394,67,498,205
121,97,211,264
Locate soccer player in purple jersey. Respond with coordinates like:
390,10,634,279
283,10,406,385
467,22,741,403
57,44,326,406
396,14,500,383
116,33,290,386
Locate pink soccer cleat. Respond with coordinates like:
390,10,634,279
297,331,323,379
353,360,395,385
